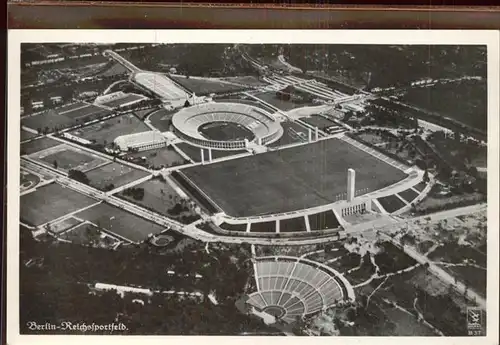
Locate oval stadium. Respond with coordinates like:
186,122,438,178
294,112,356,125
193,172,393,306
171,102,283,150
246,256,354,324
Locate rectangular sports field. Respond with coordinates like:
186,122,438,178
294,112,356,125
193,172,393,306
253,91,312,111
86,162,150,190
21,130,39,142
70,114,149,146
101,94,145,108
21,104,110,132
75,202,166,243
21,137,62,155
125,146,187,168
35,145,109,173
182,138,408,217
20,183,97,226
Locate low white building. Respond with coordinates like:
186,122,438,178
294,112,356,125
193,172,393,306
114,131,168,152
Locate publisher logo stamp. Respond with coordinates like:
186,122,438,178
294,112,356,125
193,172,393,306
467,307,485,336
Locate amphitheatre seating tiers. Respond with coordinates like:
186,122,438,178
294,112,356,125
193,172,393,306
248,257,348,323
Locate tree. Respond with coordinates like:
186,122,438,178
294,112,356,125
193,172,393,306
53,160,58,169
68,169,90,185
184,100,191,108
423,169,430,183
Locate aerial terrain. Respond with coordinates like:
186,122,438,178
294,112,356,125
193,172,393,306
19,43,487,336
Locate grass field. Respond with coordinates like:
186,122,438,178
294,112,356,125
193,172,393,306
148,108,176,132
75,202,166,242
308,210,340,230
169,76,249,95
100,94,145,108
125,146,188,169
401,81,487,131
118,178,179,215
20,183,97,226
50,217,82,234
219,222,248,232
199,122,254,141
21,130,39,142
174,142,247,162
221,76,268,87
250,221,276,233
86,162,150,190
70,113,149,146
21,137,62,155
398,188,419,203
182,138,407,217
213,98,276,114
253,91,312,111
377,194,406,213
35,146,109,172
279,216,306,233
21,104,111,132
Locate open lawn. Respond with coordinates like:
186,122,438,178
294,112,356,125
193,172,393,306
85,162,150,190
401,81,487,131
308,210,340,230
20,183,97,226
170,76,249,95
250,221,276,233
21,137,62,155
50,217,82,234
74,202,166,243
398,188,419,203
100,94,145,108
279,216,306,233
21,130,39,141
125,146,188,169
181,138,407,217
219,222,248,232
221,76,268,87
34,145,109,172
118,178,179,215
377,194,407,213
253,91,312,111
70,113,149,146
213,98,276,114
22,104,111,132
148,108,176,132
199,122,254,141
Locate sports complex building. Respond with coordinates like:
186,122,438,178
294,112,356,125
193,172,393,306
171,102,284,150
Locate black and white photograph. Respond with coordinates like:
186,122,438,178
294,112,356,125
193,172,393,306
6,30,499,343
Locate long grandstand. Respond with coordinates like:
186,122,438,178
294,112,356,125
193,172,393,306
247,256,353,324
172,102,284,150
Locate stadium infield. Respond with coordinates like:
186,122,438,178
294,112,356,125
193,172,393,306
69,113,149,146
181,137,408,217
